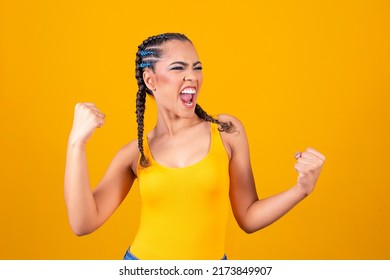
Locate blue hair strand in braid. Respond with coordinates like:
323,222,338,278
139,62,151,68
140,50,155,56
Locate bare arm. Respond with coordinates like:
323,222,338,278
219,115,325,233
64,103,137,236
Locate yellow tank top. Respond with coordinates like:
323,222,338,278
130,121,230,259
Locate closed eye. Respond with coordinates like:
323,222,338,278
171,66,202,71
169,61,203,71
170,66,184,70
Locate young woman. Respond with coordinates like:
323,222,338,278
64,33,325,260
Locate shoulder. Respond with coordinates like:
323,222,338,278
215,114,249,159
216,114,246,135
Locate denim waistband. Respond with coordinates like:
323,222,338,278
123,247,227,260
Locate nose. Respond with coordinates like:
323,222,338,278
183,70,197,81
183,75,192,81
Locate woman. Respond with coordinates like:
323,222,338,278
64,33,325,260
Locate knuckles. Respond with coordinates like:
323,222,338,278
296,161,323,174
75,103,94,115
75,102,87,112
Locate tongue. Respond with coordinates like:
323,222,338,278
180,93,192,103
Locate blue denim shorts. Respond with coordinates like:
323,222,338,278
123,248,139,260
123,247,227,260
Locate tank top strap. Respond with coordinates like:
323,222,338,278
136,136,153,174
142,135,156,168
209,116,217,147
210,115,228,158
210,115,219,134
142,135,152,159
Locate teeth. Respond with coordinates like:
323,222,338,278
181,88,196,94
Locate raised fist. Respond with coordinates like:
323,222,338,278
294,147,326,195
68,102,106,145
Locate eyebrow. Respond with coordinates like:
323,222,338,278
169,61,202,67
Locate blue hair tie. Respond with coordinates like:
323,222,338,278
139,62,151,68
140,50,154,56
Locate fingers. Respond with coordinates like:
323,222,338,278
294,161,309,173
76,102,106,118
295,147,326,162
74,102,106,128
77,102,96,107
93,109,106,128
294,148,325,171
305,147,326,161
93,110,106,121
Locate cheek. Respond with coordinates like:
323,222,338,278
156,72,178,87
154,74,181,103
197,73,204,85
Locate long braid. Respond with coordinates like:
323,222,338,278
135,37,158,167
135,86,149,167
135,33,235,168
195,104,235,133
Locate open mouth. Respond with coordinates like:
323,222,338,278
179,87,196,107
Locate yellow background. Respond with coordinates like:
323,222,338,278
1,0,389,259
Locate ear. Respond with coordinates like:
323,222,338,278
143,70,156,92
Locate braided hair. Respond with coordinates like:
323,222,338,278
135,33,235,167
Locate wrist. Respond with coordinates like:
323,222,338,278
68,136,87,148
292,184,310,199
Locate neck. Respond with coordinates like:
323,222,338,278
154,110,202,137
